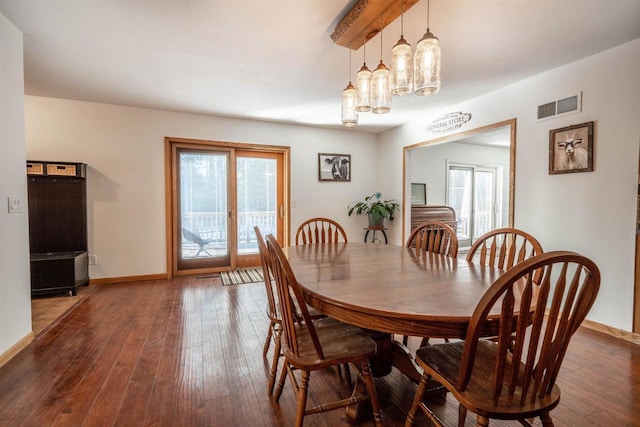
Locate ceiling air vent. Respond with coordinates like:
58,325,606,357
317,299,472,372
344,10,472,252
537,92,582,120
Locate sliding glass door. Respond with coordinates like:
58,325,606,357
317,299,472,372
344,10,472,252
447,164,500,248
168,139,286,275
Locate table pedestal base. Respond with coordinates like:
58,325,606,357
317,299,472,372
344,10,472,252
345,333,447,423
369,331,445,393
391,341,447,401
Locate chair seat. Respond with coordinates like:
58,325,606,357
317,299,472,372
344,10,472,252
416,340,561,419
284,317,377,370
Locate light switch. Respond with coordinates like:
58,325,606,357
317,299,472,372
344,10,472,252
7,196,23,213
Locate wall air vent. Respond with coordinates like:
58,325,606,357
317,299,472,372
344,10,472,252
537,92,582,120
537,102,556,119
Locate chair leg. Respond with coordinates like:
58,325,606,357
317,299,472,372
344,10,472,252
405,373,429,427
268,330,281,395
358,360,384,426
294,370,310,427
194,246,212,257
336,363,352,388
274,362,288,402
343,363,352,388
540,413,555,426
263,320,275,357
458,404,467,427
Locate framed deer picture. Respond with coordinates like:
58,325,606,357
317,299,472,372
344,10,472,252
549,121,594,174
318,153,351,181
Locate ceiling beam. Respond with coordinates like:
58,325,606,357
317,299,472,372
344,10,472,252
331,0,421,50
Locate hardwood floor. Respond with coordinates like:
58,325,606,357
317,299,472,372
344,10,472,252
31,285,93,336
1,276,639,426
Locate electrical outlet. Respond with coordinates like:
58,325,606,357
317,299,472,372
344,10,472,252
8,196,23,213
88,255,97,265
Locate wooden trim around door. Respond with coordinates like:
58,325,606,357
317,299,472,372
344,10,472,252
402,118,517,244
164,137,290,278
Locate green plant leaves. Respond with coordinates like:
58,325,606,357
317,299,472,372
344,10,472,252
347,193,400,220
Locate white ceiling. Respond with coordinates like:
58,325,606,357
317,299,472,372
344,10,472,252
1,0,639,134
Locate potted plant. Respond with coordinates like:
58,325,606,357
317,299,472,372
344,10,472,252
347,192,400,227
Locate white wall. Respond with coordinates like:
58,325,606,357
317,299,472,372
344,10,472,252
25,98,379,279
381,39,640,331
0,13,31,356
410,141,510,228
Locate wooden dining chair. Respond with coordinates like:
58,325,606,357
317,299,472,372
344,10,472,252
405,251,601,427
403,220,458,348
254,226,284,395
254,226,326,395
406,220,458,257
265,234,384,427
295,217,347,245
466,227,543,271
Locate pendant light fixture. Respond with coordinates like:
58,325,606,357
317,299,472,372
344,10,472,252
355,36,372,112
341,47,358,127
391,0,413,96
414,0,441,96
371,15,391,114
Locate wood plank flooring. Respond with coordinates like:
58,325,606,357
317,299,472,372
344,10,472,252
1,276,639,426
31,285,93,336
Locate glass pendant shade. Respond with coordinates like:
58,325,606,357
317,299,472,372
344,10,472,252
414,29,441,96
391,36,413,95
341,82,358,127
355,64,372,112
371,61,391,114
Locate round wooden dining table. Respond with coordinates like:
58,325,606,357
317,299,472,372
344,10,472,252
284,242,507,338
283,242,511,382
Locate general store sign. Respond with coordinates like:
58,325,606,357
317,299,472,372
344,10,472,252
426,112,472,133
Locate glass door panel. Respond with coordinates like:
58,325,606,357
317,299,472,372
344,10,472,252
448,167,472,246
237,156,277,253
177,149,231,270
448,164,498,248
473,170,495,239
236,151,283,267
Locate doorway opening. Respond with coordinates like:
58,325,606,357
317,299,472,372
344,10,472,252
402,119,516,244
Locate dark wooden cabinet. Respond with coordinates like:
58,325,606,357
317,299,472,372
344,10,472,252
30,251,89,296
27,161,89,296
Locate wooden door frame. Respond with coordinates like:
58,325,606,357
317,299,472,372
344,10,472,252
635,145,640,334
401,118,516,244
164,137,290,278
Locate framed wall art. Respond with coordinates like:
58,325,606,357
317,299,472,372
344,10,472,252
318,153,351,181
549,121,594,174
411,183,427,205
